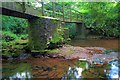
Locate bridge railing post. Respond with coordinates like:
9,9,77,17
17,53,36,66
76,14,78,21
52,2,55,17
27,0,30,6
62,3,64,21
68,6,70,21
77,13,81,21
70,6,71,22
41,0,44,16
22,0,26,13
58,10,60,20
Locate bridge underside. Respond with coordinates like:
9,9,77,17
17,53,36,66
1,7,37,19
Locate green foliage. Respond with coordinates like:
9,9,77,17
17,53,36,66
2,31,18,42
77,61,88,69
19,34,28,40
2,63,31,78
65,23,77,39
32,49,60,53
2,31,28,46
2,15,28,57
2,15,28,35
48,27,69,49
50,28,64,43
77,2,120,37
29,2,120,37
2,31,18,49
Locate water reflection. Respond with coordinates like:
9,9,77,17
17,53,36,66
62,61,88,80
2,55,119,79
68,67,83,78
62,67,83,80
106,61,119,79
9,72,31,80
2,63,31,80
62,59,119,79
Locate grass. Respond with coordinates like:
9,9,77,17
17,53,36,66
77,61,89,69
66,49,74,55
32,49,60,53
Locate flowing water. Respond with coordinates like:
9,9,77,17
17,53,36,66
2,39,120,79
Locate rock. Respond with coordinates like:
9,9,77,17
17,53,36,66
2,55,8,60
85,47,106,54
95,64,104,67
19,53,31,60
69,57,79,60
79,58,87,61
8,56,14,60
85,47,106,50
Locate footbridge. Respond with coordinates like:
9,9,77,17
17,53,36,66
1,1,84,50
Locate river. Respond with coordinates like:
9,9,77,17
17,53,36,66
2,39,120,79
69,39,119,51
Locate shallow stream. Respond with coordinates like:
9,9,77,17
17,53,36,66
2,39,120,79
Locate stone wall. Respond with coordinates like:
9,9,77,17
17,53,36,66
28,17,61,50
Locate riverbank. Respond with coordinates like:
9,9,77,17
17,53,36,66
2,44,119,66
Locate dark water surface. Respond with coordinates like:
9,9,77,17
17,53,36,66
69,39,119,51
2,39,120,79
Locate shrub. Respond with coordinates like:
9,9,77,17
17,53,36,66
2,31,18,42
19,34,28,40
48,27,69,49
65,23,77,39
2,15,28,35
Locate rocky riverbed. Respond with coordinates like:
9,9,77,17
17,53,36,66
2,44,119,66
49,45,119,65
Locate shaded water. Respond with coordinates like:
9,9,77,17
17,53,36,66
69,39,119,51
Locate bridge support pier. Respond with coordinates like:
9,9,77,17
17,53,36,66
28,18,61,50
75,23,86,39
